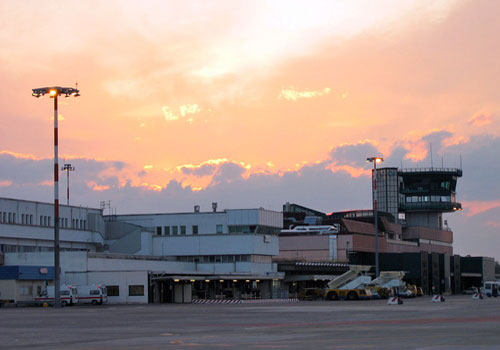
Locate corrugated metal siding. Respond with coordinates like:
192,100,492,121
0,266,54,280
0,266,19,279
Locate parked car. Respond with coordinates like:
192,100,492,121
462,287,477,295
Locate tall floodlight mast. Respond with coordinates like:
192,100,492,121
366,156,384,278
32,85,80,308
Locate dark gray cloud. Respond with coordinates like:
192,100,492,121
211,163,246,185
1,132,499,260
329,142,380,168
0,153,52,184
445,134,500,201
181,164,216,176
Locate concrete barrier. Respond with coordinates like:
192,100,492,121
431,295,445,302
387,296,403,305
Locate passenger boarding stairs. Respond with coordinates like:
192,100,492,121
371,271,406,288
339,276,372,290
326,265,371,289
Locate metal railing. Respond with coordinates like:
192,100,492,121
400,202,462,211
399,167,462,175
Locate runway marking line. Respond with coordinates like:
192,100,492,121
192,316,500,329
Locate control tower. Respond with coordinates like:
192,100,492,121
398,167,462,229
375,167,462,229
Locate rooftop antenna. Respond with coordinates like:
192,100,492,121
429,143,434,169
99,200,111,215
460,155,463,170
441,156,444,168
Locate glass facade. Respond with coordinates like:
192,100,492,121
375,168,399,220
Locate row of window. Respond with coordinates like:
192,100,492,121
156,224,224,236
175,254,271,263
404,195,455,203
0,211,87,229
0,212,16,224
106,285,144,297
1,244,89,253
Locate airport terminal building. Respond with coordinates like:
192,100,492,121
0,197,284,303
1,166,497,303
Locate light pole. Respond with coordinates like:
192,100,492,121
62,164,75,205
32,86,80,308
366,156,384,278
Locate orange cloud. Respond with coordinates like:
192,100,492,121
140,183,163,192
325,163,371,178
87,182,110,192
0,150,43,160
442,135,470,147
0,180,12,187
468,112,493,127
462,200,500,217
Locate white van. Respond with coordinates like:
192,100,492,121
75,284,108,305
482,281,499,297
35,284,78,306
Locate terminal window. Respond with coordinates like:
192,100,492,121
192,225,198,234
107,285,119,296
180,225,186,235
164,226,170,235
129,285,144,296
216,224,223,234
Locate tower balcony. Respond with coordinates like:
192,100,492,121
399,201,462,212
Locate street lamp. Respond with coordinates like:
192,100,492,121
32,85,80,308
62,164,75,205
366,156,384,278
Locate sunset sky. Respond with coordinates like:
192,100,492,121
0,0,499,260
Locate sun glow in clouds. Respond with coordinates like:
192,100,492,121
279,87,331,101
162,106,179,121
179,104,201,117
162,104,202,122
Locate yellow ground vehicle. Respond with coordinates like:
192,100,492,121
365,285,390,299
298,288,325,301
325,266,372,300
325,288,372,301
407,284,424,297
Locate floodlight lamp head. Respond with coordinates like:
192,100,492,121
366,156,384,163
32,86,80,99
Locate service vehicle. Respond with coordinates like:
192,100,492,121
35,284,78,306
482,281,499,297
75,284,108,304
365,285,390,299
325,266,373,300
407,284,424,297
325,287,372,300
298,288,325,301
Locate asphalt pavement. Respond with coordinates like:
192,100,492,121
1,295,499,349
